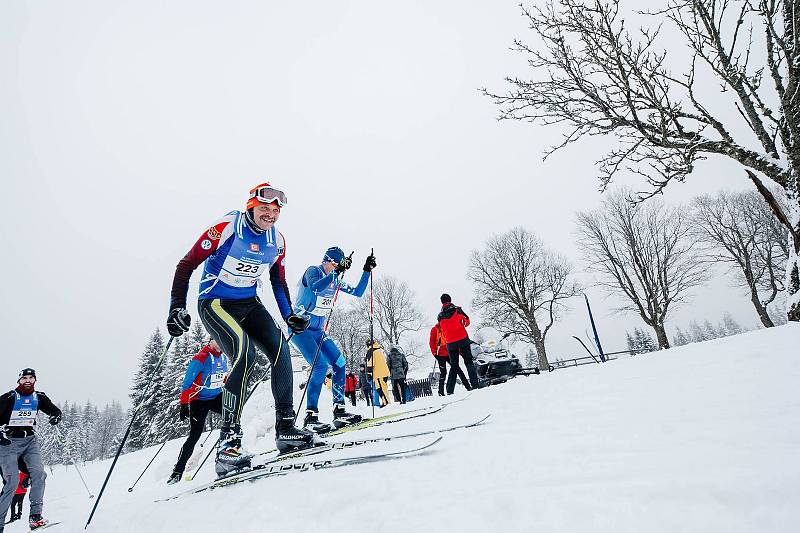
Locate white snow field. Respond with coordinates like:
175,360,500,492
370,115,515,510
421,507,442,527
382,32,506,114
24,323,800,533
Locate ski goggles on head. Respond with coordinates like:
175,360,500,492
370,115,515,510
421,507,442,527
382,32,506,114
249,185,288,207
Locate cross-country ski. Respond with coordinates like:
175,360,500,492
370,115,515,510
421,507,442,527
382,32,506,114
159,436,443,501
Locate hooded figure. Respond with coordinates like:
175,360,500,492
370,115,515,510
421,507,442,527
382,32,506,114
387,346,409,404
365,341,391,407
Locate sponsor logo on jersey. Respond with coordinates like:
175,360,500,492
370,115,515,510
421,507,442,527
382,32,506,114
250,243,260,252
207,227,222,240
201,239,212,250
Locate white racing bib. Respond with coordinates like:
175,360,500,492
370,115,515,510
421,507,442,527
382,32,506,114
218,256,269,287
312,295,335,317
209,371,226,390
9,392,38,427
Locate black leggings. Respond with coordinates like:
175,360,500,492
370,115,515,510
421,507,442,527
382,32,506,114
435,355,470,394
198,297,293,425
345,391,357,406
445,338,480,394
392,379,407,404
361,387,372,406
11,493,24,517
173,396,222,473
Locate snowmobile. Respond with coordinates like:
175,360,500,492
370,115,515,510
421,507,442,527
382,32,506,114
471,341,524,387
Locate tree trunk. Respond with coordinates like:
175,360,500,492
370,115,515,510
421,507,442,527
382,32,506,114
788,201,800,321
528,317,549,370
746,170,800,323
749,284,776,328
652,323,670,350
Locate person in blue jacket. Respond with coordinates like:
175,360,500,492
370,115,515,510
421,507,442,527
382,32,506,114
292,247,377,433
167,339,228,484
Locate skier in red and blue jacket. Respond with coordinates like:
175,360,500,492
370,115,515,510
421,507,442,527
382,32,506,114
167,340,229,484
167,183,315,476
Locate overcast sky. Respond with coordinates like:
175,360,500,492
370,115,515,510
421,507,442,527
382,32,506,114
1,1,766,405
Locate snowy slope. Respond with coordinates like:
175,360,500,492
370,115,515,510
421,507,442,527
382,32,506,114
28,324,800,533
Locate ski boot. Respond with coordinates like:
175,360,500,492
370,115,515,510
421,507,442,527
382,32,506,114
303,408,333,434
215,425,251,477
275,410,319,453
29,514,49,530
331,402,362,429
166,470,182,485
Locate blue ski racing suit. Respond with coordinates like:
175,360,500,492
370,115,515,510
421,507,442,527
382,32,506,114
292,264,369,410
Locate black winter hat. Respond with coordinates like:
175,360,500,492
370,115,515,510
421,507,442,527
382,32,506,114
18,368,36,381
440,293,452,304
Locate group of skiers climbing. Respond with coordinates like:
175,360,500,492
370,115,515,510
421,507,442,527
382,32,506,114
165,183,377,478
164,183,479,482
0,368,62,531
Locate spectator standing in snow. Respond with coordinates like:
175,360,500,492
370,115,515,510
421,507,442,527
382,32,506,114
344,372,358,406
358,364,372,406
437,294,480,393
365,341,391,407
387,346,409,404
429,323,471,396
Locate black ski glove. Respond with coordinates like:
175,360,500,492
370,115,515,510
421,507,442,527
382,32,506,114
335,255,352,274
21,476,31,489
286,313,311,334
179,404,190,421
0,428,9,446
167,308,191,337
49,413,61,425
363,254,377,272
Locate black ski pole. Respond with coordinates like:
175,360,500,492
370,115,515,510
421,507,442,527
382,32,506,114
85,335,174,529
198,426,215,448
369,259,376,419
127,437,169,492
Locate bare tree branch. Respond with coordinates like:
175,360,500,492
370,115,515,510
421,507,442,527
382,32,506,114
576,189,707,347
690,188,789,326
467,227,581,369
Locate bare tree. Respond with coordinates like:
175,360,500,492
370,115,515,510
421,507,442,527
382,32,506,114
576,190,707,348
484,0,800,322
691,189,789,326
327,303,370,371
356,276,424,347
467,227,580,370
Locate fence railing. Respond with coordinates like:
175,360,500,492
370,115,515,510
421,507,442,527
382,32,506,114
551,349,636,369
407,378,432,398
